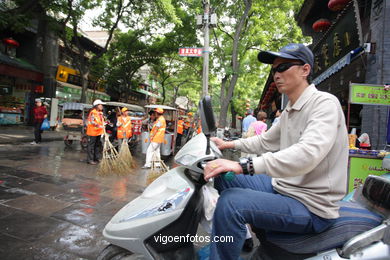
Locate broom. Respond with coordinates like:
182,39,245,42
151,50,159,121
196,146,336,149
97,129,120,176
146,150,169,185
116,134,136,174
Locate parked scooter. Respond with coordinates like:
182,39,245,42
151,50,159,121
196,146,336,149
98,96,389,260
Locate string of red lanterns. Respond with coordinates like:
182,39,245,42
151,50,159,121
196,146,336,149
328,0,351,12
312,18,331,32
2,38,20,48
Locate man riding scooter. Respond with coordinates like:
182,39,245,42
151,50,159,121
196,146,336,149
204,43,349,260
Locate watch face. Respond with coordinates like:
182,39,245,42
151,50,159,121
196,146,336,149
239,157,249,174
239,157,248,164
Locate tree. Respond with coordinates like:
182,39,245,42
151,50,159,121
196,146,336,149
94,0,202,107
210,0,307,127
1,0,182,103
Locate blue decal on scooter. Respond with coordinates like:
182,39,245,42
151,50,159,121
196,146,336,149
119,188,191,222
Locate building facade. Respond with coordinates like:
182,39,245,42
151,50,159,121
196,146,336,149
259,0,389,149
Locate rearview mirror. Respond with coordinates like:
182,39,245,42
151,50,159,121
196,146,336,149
199,96,216,135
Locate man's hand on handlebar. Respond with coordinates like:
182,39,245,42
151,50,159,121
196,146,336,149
210,137,235,150
204,159,242,182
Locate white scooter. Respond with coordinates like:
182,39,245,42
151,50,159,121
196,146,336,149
98,96,390,260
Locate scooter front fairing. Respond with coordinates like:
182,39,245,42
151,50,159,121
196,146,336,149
103,166,195,259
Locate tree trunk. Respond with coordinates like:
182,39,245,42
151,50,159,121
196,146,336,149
231,103,237,128
219,73,239,127
217,0,252,128
80,69,89,103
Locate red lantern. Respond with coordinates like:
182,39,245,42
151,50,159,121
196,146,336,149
312,19,331,32
328,0,351,11
2,38,20,48
34,85,44,93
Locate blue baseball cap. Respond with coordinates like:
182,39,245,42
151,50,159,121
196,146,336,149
258,43,314,68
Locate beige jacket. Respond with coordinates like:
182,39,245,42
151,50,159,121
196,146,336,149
234,85,349,219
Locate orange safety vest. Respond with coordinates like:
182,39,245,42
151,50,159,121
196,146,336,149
150,115,166,143
177,120,184,134
86,108,104,136
117,115,132,139
184,120,191,129
197,124,202,134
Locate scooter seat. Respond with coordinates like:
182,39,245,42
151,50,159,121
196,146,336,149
264,201,383,254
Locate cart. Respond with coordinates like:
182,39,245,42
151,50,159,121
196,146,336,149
142,105,178,156
59,102,92,148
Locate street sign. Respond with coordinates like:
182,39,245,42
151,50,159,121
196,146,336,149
178,48,203,57
349,83,390,106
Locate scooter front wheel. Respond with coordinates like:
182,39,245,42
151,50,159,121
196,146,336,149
97,244,140,260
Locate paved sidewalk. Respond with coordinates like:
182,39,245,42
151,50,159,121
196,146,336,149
0,125,65,144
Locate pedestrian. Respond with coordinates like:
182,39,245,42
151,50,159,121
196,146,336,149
142,108,166,169
176,116,184,148
31,98,48,145
117,107,132,148
242,109,256,138
245,111,268,159
196,119,202,134
86,99,105,165
184,112,193,137
272,109,282,126
204,43,349,260
142,110,156,132
247,111,268,137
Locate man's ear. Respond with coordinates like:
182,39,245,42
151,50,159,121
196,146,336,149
302,64,311,77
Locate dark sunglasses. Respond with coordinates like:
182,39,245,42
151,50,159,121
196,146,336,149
271,62,304,75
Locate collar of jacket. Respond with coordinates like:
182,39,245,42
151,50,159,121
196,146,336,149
285,84,317,112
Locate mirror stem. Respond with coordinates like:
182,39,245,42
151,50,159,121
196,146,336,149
206,134,211,155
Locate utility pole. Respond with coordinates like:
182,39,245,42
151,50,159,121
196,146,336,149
202,0,210,97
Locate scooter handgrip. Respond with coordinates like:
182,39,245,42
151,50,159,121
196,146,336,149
223,171,235,181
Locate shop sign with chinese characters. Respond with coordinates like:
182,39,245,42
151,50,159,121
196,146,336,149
349,83,390,106
178,48,203,57
312,0,363,79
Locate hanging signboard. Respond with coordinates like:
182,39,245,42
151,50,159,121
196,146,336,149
349,83,390,106
178,47,203,57
312,0,362,79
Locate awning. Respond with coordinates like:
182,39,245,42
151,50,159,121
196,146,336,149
56,81,110,102
0,53,43,82
145,104,177,111
105,101,144,112
135,89,162,99
313,53,351,85
60,102,92,110
313,46,365,86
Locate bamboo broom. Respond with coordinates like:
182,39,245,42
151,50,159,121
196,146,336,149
146,150,169,185
116,136,136,174
97,130,120,176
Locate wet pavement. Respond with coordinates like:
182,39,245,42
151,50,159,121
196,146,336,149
0,129,251,260
0,140,149,260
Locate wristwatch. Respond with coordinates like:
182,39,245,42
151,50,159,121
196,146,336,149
239,157,254,176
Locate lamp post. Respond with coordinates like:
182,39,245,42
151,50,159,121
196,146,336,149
202,0,210,98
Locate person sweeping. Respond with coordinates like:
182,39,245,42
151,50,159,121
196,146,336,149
86,99,105,165
142,108,166,169
116,107,135,171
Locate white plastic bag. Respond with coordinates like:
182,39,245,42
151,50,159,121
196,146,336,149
200,182,220,233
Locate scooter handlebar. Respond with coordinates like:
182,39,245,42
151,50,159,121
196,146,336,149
223,171,235,181
201,162,235,181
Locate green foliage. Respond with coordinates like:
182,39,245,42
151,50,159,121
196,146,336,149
2,0,309,113
156,0,182,26
210,0,308,117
